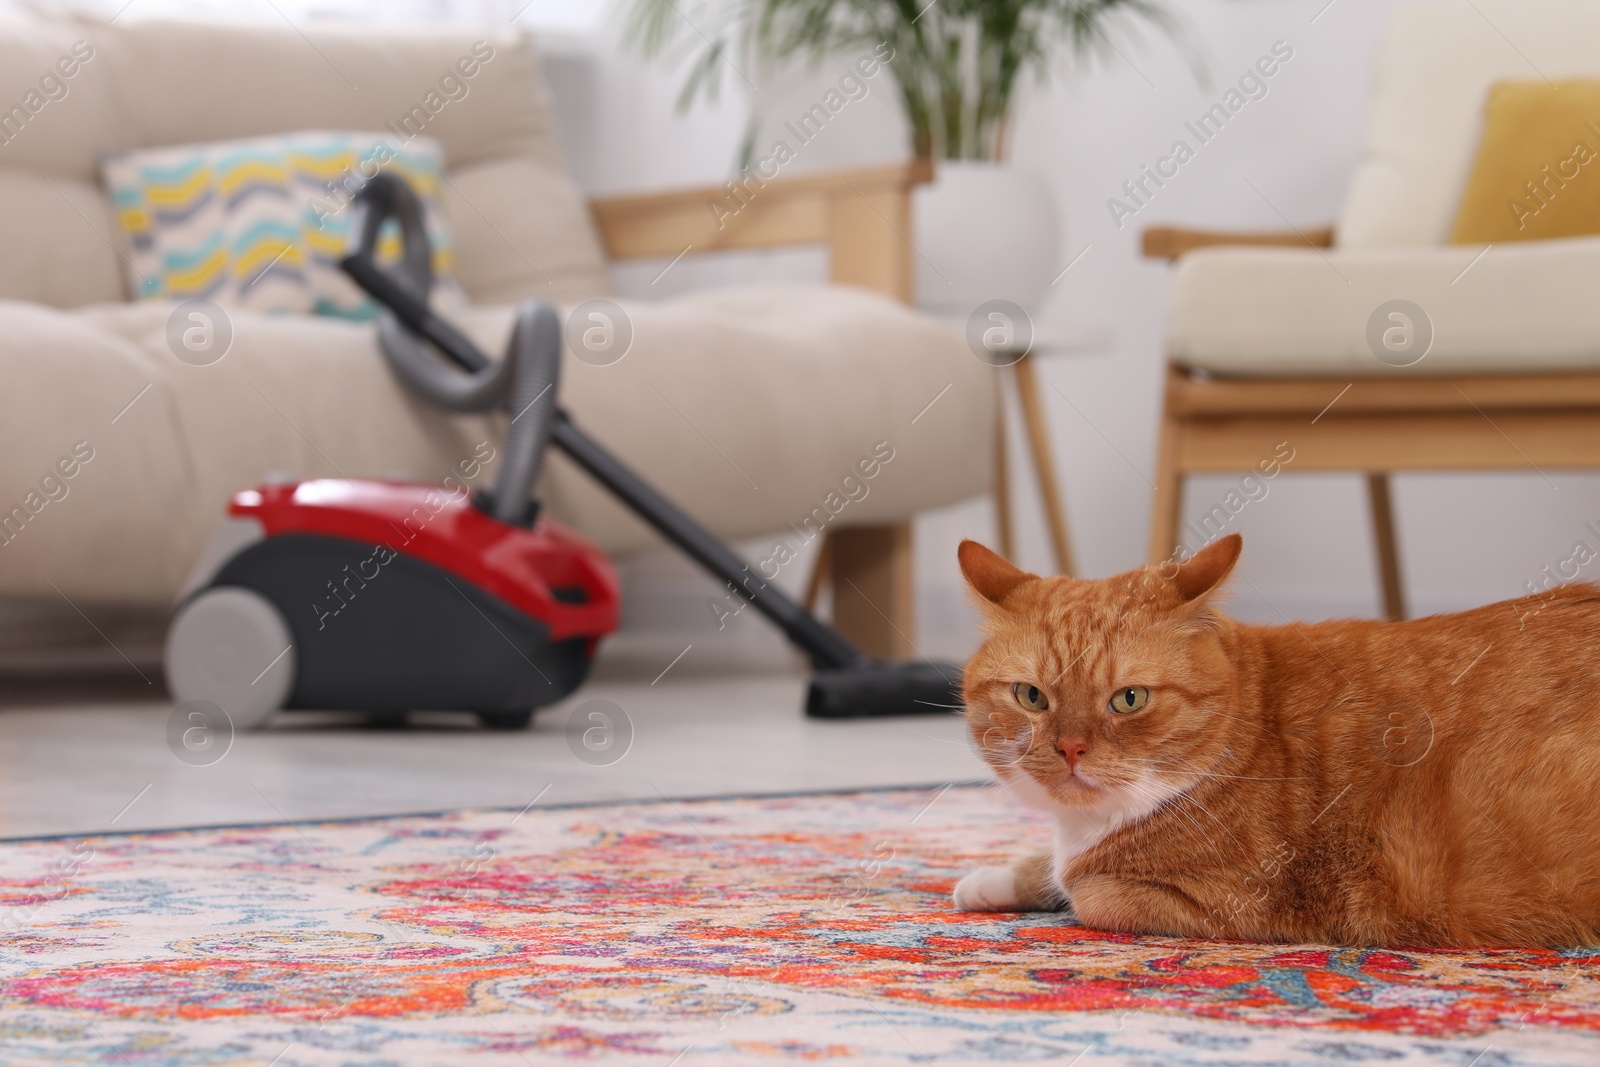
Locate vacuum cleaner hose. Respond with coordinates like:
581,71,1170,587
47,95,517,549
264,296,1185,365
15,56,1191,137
346,172,560,527
376,315,515,412
488,303,562,526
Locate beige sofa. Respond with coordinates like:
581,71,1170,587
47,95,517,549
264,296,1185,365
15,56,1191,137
0,13,993,658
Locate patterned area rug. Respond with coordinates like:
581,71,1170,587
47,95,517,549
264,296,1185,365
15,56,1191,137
3,785,1598,1066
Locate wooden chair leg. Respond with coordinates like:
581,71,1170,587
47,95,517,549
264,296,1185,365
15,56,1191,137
1367,472,1407,622
802,531,833,613
1013,355,1074,576
830,523,914,659
1148,408,1185,566
993,382,1014,561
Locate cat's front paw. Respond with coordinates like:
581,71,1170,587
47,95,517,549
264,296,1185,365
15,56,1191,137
952,865,1021,911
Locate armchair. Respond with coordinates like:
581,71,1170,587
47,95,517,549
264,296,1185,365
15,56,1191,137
1142,0,1600,621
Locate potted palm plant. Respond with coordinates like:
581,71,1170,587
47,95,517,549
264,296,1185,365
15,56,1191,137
625,0,1182,315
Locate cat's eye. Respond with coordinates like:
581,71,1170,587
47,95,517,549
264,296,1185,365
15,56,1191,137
1011,683,1049,712
1109,686,1149,714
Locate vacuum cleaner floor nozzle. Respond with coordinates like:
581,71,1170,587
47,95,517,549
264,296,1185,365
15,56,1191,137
806,661,964,719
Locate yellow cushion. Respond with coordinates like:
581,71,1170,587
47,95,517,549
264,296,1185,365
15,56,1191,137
1450,80,1600,244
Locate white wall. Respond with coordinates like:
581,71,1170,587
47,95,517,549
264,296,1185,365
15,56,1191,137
553,1,1600,656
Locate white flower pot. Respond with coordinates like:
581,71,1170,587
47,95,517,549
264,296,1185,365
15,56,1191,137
912,161,1061,319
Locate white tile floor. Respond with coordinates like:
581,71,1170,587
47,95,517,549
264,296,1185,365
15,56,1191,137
0,664,987,840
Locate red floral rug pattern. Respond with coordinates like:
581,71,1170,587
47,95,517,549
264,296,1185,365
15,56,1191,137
2,785,1596,1065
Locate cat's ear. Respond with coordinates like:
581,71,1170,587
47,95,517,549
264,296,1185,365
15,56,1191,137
958,540,1040,606
1171,533,1242,603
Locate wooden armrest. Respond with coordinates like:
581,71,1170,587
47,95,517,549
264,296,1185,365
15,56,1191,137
1141,224,1335,261
588,161,934,302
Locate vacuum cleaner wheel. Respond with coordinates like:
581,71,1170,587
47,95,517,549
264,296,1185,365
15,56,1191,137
165,586,297,730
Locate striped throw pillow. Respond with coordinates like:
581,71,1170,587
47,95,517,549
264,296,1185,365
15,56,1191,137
102,131,465,318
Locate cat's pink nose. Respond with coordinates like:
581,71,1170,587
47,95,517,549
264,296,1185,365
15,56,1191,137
1056,738,1088,765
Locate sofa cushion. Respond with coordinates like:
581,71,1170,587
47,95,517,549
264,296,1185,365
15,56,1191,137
101,131,466,316
89,20,550,173
1449,80,1600,245
443,155,615,306
0,302,202,604
1338,0,1600,248
1167,237,1600,377
0,17,129,306
0,17,126,181
0,172,126,307
80,301,500,561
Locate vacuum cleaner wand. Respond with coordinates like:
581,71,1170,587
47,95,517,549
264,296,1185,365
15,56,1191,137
552,414,963,720
340,174,961,717
548,414,862,671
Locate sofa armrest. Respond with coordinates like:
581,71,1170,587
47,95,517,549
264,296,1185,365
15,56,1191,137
1142,224,1335,262
589,161,934,302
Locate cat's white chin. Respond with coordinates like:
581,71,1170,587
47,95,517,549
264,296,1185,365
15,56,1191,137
1050,770,1104,802
952,865,1020,911
998,766,1102,811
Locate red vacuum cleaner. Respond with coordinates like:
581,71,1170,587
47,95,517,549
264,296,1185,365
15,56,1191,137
164,173,959,729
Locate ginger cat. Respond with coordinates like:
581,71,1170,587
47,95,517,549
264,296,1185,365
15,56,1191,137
952,533,1600,947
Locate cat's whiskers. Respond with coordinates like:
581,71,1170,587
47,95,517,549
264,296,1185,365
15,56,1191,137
1121,756,1304,782
990,753,1032,776
985,654,1039,686
1188,706,1275,735
1120,776,1216,847
1129,786,1232,863
1115,770,1223,844
982,722,1039,774
1165,786,1249,852
901,726,969,747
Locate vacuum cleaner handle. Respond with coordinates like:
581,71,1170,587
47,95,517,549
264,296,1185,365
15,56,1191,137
342,172,493,375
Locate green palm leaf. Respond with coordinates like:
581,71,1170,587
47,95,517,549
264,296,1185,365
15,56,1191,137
622,0,1191,162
